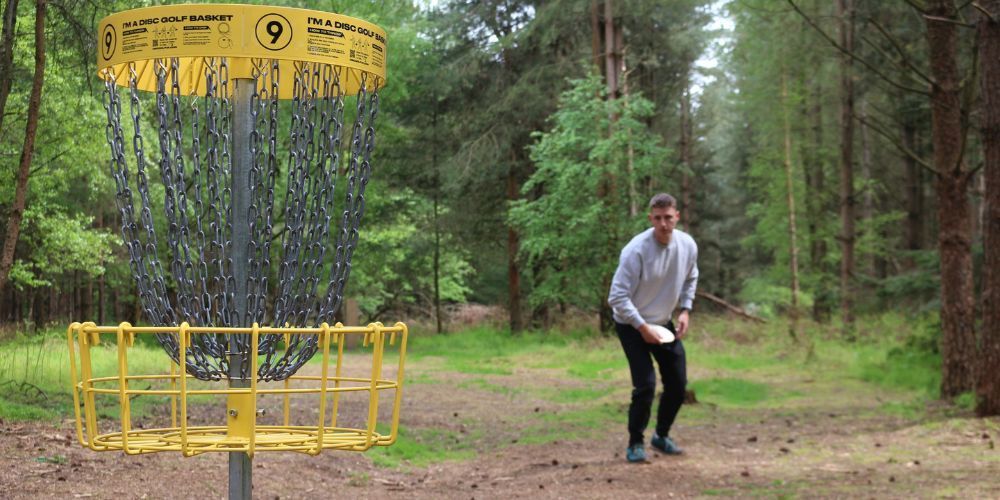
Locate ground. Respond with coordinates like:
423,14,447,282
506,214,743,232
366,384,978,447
2,325,999,499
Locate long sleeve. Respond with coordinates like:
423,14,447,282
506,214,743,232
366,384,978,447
608,248,645,329
679,244,699,311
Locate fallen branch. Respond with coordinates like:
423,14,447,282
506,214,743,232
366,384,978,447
695,292,767,324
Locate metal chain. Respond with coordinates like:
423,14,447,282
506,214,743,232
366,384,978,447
102,61,380,381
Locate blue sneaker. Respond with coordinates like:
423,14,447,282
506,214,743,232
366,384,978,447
651,433,683,455
626,443,647,463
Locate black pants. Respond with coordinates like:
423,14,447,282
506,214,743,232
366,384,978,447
615,321,687,446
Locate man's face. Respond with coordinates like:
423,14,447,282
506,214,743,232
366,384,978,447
648,206,680,241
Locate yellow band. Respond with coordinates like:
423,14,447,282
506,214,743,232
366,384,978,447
98,4,387,97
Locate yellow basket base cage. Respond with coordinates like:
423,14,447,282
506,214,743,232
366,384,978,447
67,321,407,458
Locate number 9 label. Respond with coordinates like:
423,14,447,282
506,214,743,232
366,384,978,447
255,13,292,50
101,25,116,61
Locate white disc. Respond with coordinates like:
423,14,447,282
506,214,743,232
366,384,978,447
649,324,675,344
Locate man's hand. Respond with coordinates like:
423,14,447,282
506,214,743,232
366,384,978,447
637,324,661,344
676,310,690,340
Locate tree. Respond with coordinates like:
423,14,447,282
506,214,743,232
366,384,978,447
0,0,17,133
837,0,856,334
788,0,979,397
0,0,46,299
509,73,667,325
434,0,596,331
976,0,1000,416
924,0,977,398
781,70,802,339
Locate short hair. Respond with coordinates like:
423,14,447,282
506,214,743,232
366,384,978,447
649,193,677,210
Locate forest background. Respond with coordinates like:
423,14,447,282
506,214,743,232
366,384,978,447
0,0,999,415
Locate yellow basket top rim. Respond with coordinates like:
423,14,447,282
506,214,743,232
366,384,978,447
97,4,388,95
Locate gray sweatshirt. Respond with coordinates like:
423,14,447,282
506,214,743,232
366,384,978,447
608,227,699,328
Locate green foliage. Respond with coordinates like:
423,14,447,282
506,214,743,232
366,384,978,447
954,391,975,411
351,186,473,320
9,210,115,290
510,73,669,311
736,277,814,319
877,250,941,311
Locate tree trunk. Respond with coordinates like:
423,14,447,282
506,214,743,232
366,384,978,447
432,104,443,334
97,209,105,324
590,0,603,75
859,101,888,279
624,65,637,217
805,79,830,322
596,0,621,333
603,0,621,101
781,72,801,340
925,0,976,398
902,117,923,269
680,83,694,229
507,163,524,333
82,271,93,321
976,0,1000,416
0,0,46,299
433,192,442,333
837,0,856,334
0,0,18,134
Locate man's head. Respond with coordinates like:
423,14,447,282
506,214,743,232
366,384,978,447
648,193,680,244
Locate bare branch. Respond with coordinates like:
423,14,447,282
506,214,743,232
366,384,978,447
969,160,983,176
902,0,929,15
972,2,997,22
787,0,931,96
853,112,938,176
922,14,977,28
866,18,935,85
858,34,936,90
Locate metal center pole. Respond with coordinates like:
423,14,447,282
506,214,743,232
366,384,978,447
229,77,254,500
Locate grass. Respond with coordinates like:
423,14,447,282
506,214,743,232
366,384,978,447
0,327,229,422
387,313,949,466
517,402,622,444
1,312,949,469
690,378,770,407
367,425,479,467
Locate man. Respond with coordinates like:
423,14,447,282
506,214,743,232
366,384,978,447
608,193,698,463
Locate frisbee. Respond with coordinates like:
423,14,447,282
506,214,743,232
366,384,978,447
649,324,675,344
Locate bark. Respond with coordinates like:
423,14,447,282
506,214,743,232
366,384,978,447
782,72,800,340
806,79,831,322
97,209,105,324
432,105,442,334
433,192,442,334
0,0,46,299
603,0,621,100
0,0,18,134
902,117,923,268
623,57,637,217
837,0,856,334
860,102,873,249
507,163,524,333
925,0,977,398
859,102,888,279
590,0,602,75
82,272,93,321
696,291,766,324
680,84,694,230
596,0,621,332
976,0,1000,416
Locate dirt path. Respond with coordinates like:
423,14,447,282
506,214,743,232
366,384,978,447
2,350,999,499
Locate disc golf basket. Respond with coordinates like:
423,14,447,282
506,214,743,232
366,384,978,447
67,4,405,498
